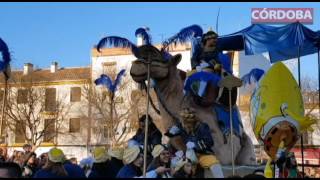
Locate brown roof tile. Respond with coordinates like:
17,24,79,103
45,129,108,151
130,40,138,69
0,67,91,85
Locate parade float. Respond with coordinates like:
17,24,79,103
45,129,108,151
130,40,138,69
95,22,320,177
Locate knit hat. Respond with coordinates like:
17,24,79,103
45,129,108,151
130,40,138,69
123,145,141,165
93,147,109,163
151,144,168,158
48,148,65,163
108,147,124,160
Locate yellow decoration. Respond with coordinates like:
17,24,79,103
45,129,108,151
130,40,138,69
250,62,316,160
264,158,273,178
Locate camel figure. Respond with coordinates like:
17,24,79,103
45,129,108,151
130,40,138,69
130,45,256,166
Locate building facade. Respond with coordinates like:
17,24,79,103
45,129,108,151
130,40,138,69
1,37,318,163
0,62,92,159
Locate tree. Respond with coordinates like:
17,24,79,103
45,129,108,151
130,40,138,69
300,76,320,145
3,76,72,147
82,69,142,147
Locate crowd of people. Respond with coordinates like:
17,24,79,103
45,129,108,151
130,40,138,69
0,115,194,178
0,113,307,178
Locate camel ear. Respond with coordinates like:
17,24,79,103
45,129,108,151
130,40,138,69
171,54,182,67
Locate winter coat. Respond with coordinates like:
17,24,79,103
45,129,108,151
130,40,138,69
105,157,124,178
64,161,86,178
116,164,142,178
33,169,69,178
116,163,158,178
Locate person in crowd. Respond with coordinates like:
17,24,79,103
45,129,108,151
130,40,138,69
22,144,38,171
116,145,170,178
33,147,69,178
22,152,39,178
105,147,124,178
0,162,22,178
22,144,32,154
166,107,224,178
13,151,25,168
130,114,162,165
37,153,48,169
0,147,7,162
88,147,110,178
172,158,194,178
284,152,299,178
6,150,17,163
69,157,77,165
64,157,86,178
147,144,172,178
79,157,94,178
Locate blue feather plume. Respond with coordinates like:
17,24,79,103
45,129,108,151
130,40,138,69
241,68,265,86
0,38,11,71
95,69,126,93
112,69,126,92
96,36,139,57
95,74,113,92
162,24,203,50
135,27,152,45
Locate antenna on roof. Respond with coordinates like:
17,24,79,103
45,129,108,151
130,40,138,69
216,7,221,34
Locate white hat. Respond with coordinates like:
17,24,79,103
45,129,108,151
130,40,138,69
123,145,141,165
108,148,124,160
151,144,165,158
48,148,65,163
93,147,109,163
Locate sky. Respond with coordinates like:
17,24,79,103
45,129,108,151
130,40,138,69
0,2,319,85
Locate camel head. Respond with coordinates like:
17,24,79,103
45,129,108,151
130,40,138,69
130,45,181,83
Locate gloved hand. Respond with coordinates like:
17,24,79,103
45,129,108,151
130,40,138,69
186,141,196,149
175,150,184,158
186,148,198,164
169,125,180,135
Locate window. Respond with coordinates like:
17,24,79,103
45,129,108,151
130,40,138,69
69,118,80,133
1,120,5,137
103,126,109,138
15,123,25,143
70,87,81,102
17,89,28,104
0,90,4,102
45,88,56,111
43,119,55,143
102,61,117,80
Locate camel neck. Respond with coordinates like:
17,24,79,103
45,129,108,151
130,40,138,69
153,69,184,126
154,69,183,98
